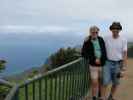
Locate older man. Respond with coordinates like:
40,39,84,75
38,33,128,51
101,22,128,100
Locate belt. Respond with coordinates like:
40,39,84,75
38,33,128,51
108,59,123,63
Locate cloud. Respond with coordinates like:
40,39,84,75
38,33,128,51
0,25,77,33
0,0,133,36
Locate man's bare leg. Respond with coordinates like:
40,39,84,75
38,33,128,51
108,85,119,100
101,85,108,100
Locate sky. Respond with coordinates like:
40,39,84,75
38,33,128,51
0,0,133,38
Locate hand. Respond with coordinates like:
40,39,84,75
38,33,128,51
95,59,101,64
120,71,126,78
121,67,126,71
121,66,127,78
122,62,127,71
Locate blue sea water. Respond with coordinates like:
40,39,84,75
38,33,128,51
0,33,84,76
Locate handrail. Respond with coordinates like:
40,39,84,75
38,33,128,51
0,79,13,88
3,57,89,100
19,58,82,88
4,85,19,100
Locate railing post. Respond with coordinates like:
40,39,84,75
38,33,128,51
32,82,35,100
5,85,19,100
81,58,89,98
39,79,42,100
13,88,19,100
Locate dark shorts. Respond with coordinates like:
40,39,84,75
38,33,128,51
102,60,122,86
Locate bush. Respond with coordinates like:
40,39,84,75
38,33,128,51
43,47,80,70
0,60,6,72
128,46,133,58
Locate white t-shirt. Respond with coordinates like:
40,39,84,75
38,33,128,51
104,35,127,61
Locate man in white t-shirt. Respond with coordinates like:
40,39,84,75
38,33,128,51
101,22,128,100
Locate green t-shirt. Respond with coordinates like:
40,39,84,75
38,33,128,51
91,38,101,59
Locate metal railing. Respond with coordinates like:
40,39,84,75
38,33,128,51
0,79,13,88
3,58,90,100
0,79,14,100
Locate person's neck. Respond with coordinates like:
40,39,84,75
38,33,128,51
112,34,119,39
91,36,98,40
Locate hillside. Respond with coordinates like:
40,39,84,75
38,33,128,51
128,42,133,58
2,46,80,83
3,42,133,83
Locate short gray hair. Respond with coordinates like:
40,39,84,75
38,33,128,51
89,26,100,32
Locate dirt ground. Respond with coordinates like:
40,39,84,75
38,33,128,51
85,59,133,100
116,58,133,100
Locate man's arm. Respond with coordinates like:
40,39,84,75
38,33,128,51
122,51,128,71
121,38,128,71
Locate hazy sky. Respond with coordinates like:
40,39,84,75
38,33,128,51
0,0,133,37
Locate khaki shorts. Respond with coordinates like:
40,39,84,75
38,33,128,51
90,66,101,80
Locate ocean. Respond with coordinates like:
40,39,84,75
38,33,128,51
0,32,84,76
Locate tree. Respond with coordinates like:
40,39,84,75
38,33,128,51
0,60,6,72
28,70,39,78
0,60,7,99
128,46,133,58
44,47,80,70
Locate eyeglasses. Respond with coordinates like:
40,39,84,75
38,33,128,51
91,32,98,34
